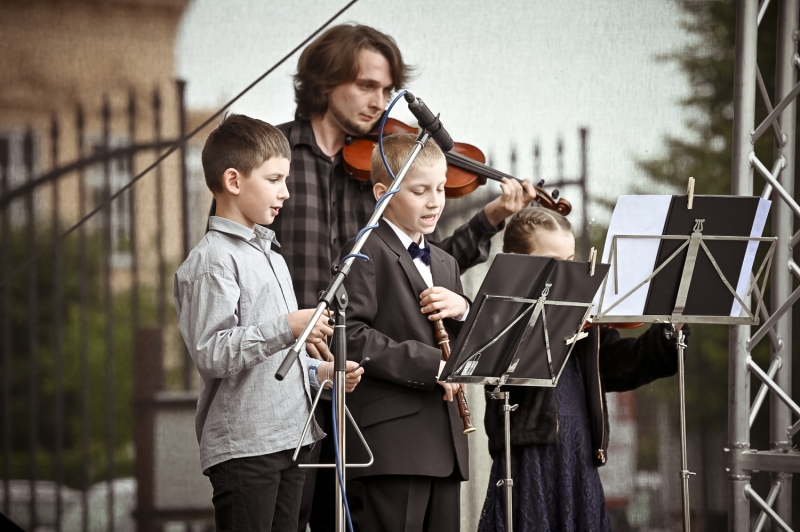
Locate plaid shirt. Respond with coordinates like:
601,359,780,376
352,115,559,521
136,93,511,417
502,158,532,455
273,119,501,309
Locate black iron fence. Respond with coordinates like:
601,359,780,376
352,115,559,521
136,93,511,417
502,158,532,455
1,78,600,531
0,80,211,532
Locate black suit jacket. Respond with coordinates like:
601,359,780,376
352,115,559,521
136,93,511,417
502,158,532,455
341,220,470,481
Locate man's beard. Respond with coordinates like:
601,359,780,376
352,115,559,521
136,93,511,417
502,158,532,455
329,104,378,137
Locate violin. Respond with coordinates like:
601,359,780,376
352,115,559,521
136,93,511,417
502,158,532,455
347,116,639,331
342,118,572,215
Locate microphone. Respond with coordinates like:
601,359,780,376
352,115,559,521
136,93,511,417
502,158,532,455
404,92,454,152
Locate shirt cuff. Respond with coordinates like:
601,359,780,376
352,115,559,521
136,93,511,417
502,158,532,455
308,359,323,390
257,314,298,355
472,208,505,233
459,302,470,322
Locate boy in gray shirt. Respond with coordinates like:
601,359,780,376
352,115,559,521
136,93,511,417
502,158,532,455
174,114,363,532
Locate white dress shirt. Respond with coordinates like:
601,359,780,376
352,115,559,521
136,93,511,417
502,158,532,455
383,218,469,321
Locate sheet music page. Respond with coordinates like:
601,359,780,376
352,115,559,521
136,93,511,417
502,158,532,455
731,197,771,316
593,195,672,316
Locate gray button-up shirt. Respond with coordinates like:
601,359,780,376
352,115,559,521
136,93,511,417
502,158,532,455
174,216,324,472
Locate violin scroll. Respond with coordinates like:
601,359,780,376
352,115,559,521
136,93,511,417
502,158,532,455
532,182,571,216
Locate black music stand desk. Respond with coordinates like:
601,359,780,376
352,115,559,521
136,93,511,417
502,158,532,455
440,253,610,532
592,193,775,532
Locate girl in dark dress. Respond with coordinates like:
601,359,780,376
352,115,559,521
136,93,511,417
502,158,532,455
478,208,687,532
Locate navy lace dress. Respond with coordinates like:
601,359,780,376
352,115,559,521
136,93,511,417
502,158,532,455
477,354,611,532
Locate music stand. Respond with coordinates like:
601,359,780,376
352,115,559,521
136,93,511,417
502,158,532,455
440,253,610,531
592,193,776,532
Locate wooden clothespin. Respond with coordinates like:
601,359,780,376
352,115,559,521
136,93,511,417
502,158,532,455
566,330,589,346
687,177,695,210
588,247,597,276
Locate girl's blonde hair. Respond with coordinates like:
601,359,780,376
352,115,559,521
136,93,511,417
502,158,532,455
502,207,573,254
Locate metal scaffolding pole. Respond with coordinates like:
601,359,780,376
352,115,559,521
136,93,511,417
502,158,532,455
729,3,758,530
730,0,800,530
770,0,797,521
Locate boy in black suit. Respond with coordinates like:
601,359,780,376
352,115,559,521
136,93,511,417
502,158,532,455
341,134,471,532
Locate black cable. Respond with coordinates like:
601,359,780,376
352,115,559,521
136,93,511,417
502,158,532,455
1,0,361,285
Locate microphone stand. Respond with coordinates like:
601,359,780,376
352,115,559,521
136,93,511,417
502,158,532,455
277,124,433,532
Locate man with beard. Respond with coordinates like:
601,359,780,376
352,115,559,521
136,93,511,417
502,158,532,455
274,24,535,531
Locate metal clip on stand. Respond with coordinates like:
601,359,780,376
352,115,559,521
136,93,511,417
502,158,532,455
275,91,434,531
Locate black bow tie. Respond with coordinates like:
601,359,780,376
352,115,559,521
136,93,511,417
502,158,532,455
407,241,431,266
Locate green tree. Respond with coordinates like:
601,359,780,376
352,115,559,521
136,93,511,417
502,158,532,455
637,0,775,195
635,0,799,523
2,222,156,489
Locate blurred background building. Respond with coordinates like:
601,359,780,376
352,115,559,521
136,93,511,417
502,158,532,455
1,1,215,530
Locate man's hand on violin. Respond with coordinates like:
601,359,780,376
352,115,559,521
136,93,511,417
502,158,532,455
484,177,537,227
437,360,466,401
420,286,468,321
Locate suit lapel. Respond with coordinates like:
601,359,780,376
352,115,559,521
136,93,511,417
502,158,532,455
374,220,429,299
430,246,450,289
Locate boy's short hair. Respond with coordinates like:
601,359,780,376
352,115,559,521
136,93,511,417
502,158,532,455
201,114,291,194
370,133,445,187
293,24,413,120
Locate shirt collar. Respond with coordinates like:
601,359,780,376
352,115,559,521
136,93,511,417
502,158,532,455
207,216,280,248
382,217,425,251
289,119,342,162
288,119,316,149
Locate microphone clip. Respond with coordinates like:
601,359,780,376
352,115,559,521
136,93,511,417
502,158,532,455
404,92,454,152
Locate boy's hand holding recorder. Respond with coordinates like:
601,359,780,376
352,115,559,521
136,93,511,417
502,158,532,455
340,133,486,529
419,286,468,402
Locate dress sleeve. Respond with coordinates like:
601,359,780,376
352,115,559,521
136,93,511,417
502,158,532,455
598,323,686,392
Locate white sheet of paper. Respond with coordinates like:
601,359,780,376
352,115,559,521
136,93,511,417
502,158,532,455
593,195,673,317
731,198,771,316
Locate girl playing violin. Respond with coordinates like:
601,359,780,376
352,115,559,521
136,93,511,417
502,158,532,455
478,207,689,532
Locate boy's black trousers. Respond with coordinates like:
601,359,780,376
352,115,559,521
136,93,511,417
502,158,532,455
207,447,311,532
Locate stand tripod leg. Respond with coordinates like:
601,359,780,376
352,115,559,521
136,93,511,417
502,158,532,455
504,392,514,532
492,390,517,532
291,284,374,532
676,328,693,532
